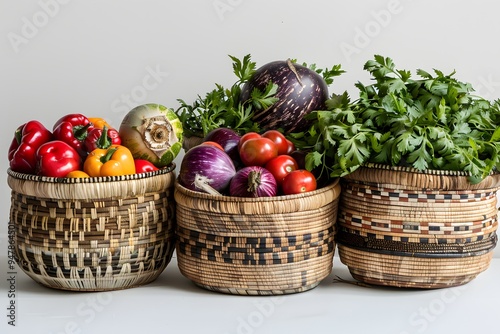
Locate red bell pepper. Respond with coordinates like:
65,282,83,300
134,159,159,174
36,140,81,177
84,126,121,152
8,120,53,174
52,113,94,157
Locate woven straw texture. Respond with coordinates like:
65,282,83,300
174,179,341,295
337,163,500,288
8,166,177,291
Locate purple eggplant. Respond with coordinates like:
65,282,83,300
240,59,329,133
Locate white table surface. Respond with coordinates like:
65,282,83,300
1,252,498,334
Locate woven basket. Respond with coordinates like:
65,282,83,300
174,178,341,295
337,163,500,289
7,165,177,291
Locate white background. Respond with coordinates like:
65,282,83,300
1,1,500,333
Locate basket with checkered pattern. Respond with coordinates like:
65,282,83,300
336,163,499,288
174,178,341,295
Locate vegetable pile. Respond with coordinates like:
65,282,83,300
178,127,320,197
11,54,495,192
8,103,183,178
290,55,500,184
176,54,345,197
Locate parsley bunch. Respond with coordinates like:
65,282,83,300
291,55,500,184
175,54,344,138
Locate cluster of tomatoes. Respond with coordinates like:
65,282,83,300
239,130,317,195
205,130,317,195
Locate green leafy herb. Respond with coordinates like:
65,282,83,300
175,54,278,138
290,55,500,184
291,59,345,86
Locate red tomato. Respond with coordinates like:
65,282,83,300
239,137,278,166
285,140,296,155
264,155,299,186
201,141,224,150
282,169,317,195
262,130,290,155
238,132,261,151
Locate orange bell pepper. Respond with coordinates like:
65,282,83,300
83,145,136,177
66,170,90,178
88,117,112,130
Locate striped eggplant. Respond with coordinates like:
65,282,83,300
240,59,329,133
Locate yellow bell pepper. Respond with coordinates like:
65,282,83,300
84,145,136,177
88,117,113,130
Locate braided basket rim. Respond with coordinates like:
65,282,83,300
358,163,477,176
7,164,176,200
6,163,175,184
344,163,500,190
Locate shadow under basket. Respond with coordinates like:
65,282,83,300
7,165,177,292
174,179,341,295
337,164,500,289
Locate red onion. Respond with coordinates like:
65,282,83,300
204,127,241,163
179,145,236,195
229,166,277,197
